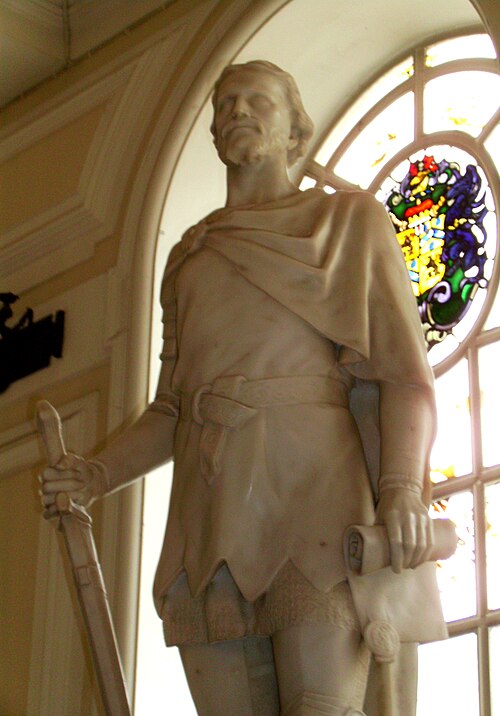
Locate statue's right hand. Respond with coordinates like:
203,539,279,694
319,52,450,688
39,453,107,518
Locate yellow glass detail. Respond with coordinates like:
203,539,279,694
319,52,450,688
396,211,446,297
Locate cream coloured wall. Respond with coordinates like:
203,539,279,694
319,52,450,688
0,0,496,713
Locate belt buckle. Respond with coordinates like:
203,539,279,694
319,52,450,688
192,384,211,425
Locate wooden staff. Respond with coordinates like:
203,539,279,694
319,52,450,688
37,400,131,716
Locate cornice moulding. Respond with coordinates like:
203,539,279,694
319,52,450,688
80,26,186,228
0,200,108,294
0,63,132,159
0,0,205,125
0,15,205,293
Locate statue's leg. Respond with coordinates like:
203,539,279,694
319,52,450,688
180,635,280,715
272,623,369,715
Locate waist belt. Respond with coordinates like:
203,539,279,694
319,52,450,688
180,375,348,484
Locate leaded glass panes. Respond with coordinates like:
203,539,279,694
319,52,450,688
479,342,500,467
314,57,414,167
417,633,479,716
431,491,476,621
484,283,500,329
380,146,496,358
484,123,500,169
333,93,414,188
430,358,472,482
425,34,497,67
423,71,500,137
486,482,500,611
490,626,500,716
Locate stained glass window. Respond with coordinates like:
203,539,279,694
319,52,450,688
301,31,500,715
302,35,498,369
380,148,495,356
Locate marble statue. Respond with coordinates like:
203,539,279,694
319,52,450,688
41,61,448,715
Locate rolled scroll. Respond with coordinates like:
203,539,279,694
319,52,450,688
344,519,457,575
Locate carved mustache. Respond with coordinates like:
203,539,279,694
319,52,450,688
221,119,263,140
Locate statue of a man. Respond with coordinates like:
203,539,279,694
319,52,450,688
41,61,439,716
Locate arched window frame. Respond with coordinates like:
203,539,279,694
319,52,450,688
301,30,500,715
302,30,500,374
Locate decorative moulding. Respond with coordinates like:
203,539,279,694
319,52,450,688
0,68,131,292
0,0,202,141
79,26,186,234
0,197,107,294
0,65,131,160
0,17,199,293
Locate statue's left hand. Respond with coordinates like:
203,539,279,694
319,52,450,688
375,488,434,573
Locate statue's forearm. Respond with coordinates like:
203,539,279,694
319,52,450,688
91,349,180,497
93,409,177,496
378,382,435,494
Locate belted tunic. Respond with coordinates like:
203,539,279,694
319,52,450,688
150,188,436,612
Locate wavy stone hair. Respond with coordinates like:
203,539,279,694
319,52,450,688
210,60,314,166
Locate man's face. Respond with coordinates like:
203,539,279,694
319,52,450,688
213,69,294,167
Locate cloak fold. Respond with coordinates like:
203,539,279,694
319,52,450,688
164,188,434,394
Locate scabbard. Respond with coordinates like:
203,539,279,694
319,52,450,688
55,493,131,716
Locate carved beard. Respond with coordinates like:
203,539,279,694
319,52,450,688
217,127,289,167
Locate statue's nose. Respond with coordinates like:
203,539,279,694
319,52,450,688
231,96,250,118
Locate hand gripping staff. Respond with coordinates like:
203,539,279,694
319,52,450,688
36,400,131,716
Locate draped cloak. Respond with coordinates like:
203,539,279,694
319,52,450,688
152,188,437,614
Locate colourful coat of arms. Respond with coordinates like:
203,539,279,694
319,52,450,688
384,154,489,349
